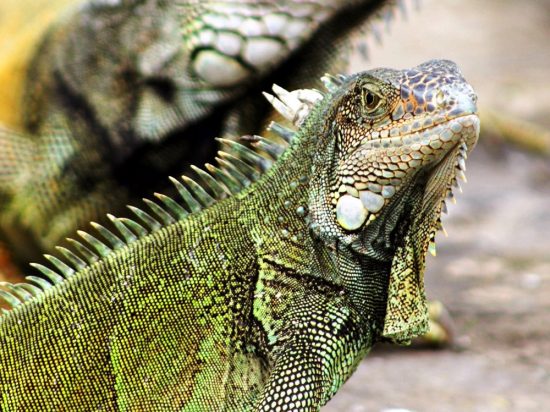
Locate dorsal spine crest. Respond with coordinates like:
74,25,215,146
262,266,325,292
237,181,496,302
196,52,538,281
0,83,322,312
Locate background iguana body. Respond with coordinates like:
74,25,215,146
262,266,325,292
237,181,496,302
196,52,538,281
0,60,479,410
0,0,395,270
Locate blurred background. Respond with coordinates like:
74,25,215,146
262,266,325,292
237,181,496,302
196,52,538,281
327,0,550,411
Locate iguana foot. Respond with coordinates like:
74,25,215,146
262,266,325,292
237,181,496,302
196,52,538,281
411,300,461,348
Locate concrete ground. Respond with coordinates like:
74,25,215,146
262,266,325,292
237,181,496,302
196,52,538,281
326,1,550,411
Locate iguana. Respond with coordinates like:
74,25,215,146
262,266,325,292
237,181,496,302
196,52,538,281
0,60,479,410
0,0,397,270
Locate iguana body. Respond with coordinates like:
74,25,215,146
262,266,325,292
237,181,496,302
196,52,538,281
0,60,479,410
0,0,394,268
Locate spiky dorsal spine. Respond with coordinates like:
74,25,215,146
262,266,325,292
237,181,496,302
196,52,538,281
0,80,335,312
0,121,300,313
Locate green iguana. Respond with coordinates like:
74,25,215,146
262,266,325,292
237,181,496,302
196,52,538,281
0,0,396,269
0,59,479,410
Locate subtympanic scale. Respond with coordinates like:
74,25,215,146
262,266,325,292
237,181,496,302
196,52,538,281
336,195,368,230
336,189,395,231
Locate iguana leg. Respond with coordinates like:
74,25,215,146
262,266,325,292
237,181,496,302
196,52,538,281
413,300,456,347
255,297,372,411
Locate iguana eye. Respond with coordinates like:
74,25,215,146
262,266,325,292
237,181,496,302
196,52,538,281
360,85,384,116
365,91,379,110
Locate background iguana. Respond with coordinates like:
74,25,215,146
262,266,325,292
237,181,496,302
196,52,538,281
0,60,479,411
0,0,397,271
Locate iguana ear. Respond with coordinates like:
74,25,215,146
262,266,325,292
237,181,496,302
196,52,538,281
381,238,429,344
133,29,189,142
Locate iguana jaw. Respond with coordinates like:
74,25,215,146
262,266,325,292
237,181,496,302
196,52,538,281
333,113,478,233
181,1,391,89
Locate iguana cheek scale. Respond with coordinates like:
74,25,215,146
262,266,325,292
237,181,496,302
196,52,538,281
0,59,479,411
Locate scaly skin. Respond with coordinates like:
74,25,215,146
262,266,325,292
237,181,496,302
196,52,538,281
0,0,393,269
0,60,479,410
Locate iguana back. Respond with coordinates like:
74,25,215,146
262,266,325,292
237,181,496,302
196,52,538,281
2,203,265,408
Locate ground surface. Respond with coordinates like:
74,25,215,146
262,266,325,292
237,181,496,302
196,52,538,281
326,1,550,411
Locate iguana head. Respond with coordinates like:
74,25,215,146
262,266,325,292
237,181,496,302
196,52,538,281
308,60,479,343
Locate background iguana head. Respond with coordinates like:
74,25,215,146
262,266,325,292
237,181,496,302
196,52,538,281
157,0,399,176
0,0,398,270
308,59,479,343
180,1,363,87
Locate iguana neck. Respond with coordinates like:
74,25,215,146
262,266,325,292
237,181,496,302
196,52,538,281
241,102,391,326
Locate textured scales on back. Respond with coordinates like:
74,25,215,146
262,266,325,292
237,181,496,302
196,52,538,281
0,60,479,411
